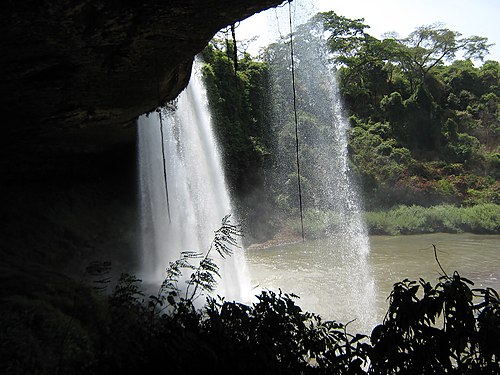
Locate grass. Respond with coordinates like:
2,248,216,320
285,204,500,237
365,203,500,235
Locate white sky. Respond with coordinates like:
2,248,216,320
236,0,500,62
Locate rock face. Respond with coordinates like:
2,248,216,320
0,0,283,272
0,0,283,180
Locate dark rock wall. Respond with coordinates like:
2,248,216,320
1,0,284,125
0,0,283,272
1,0,283,180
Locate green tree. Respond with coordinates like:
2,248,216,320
314,11,497,207
399,24,492,86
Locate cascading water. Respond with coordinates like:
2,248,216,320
262,1,376,331
137,59,251,302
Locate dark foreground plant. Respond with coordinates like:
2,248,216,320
368,245,500,374
370,275,500,374
101,215,370,374
100,218,499,374
1,216,498,374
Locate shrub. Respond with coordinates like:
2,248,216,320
365,204,500,235
462,203,500,233
370,273,500,374
2,217,499,374
97,240,500,374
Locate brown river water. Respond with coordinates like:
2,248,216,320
245,233,500,334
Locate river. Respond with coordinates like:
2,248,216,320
245,233,500,335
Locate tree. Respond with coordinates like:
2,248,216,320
398,24,492,87
317,13,492,92
315,12,396,83
311,11,497,206
314,11,369,60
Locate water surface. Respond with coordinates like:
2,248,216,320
246,233,500,334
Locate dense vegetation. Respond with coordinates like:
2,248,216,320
202,41,277,241
365,203,499,235
202,13,500,239
319,11,500,209
2,219,499,374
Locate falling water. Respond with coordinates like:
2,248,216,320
137,59,251,302
261,1,376,331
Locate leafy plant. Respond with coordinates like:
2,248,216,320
370,269,500,374
103,226,500,374
2,214,499,374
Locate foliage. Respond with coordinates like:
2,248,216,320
200,13,498,240
102,251,500,374
0,269,104,375
370,272,500,374
2,217,500,374
399,23,491,84
205,289,370,374
201,39,278,243
313,11,499,211
348,118,411,200
365,203,500,235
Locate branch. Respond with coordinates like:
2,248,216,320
433,244,449,279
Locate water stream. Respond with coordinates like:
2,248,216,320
137,60,251,302
264,0,376,330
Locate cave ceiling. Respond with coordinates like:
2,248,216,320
0,0,284,180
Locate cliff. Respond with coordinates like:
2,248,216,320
0,0,283,180
0,0,283,271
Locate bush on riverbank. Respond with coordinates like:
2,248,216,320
286,203,499,238
365,203,500,235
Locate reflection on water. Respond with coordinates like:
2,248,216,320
246,233,500,335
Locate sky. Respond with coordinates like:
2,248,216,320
236,0,500,62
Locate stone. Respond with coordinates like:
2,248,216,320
0,0,283,180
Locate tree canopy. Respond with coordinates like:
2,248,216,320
201,11,499,238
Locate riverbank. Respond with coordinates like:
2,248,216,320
249,203,500,247
247,228,304,250
365,203,500,235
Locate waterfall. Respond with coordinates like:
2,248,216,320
137,59,251,302
264,1,376,332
